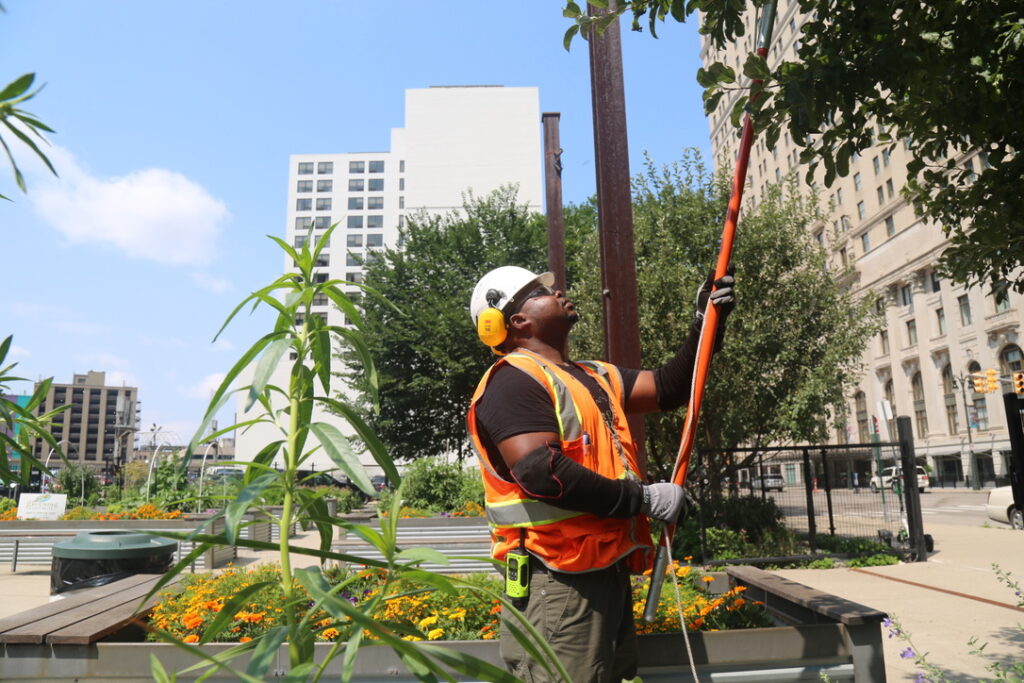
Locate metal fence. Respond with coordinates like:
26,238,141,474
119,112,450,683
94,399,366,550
693,416,928,564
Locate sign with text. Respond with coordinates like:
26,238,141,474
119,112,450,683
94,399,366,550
17,493,68,520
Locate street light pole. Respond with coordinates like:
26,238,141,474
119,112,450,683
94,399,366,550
145,442,168,502
954,373,979,490
196,441,216,513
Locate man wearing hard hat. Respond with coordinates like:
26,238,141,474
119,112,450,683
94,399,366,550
466,266,734,682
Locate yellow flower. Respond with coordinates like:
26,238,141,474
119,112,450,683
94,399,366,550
321,628,340,640
427,628,444,640
418,615,439,629
701,576,715,583
184,634,200,643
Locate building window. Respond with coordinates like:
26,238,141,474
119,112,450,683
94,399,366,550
294,235,308,248
347,216,363,229
861,233,871,252
876,186,885,205
900,284,914,309
994,289,1010,313
399,178,405,191
367,215,384,229
1000,344,1023,374
366,233,383,247
298,162,313,175
839,247,848,266
857,201,866,219
295,217,312,231
368,160,385,173
313,216,331,230
348,197,364,210
906,319,917,345
872,156,881,174
814,230,824,247
853,172,862,191
349,161,365,173
314,254,329,267
367,197,384,210
296,198,312,211
368,178,384,192
313,272,328,284
935,308,946,336
346,253,361,267
347,234,363,247
316,198,331,211
958,294,972,326
885,216,896,236
837,188,845,204
399,196,405,209
911,372,928,438
880,330,889,354
297,180,313,192
349,179,364,191
317,161,333,174
882,149,891,166
886,179,895,198
346,271,364,284
942,364,958,435
855,391,870,442
930,271,941,292
775,168,781,182
317,179,332,192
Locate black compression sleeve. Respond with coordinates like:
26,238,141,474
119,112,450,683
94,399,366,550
510,443,644,519
653,320,701,412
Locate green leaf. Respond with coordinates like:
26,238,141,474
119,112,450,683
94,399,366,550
0,73,34,102
417,643,520,682
315,397,399,487
308,422,374,495
742,54,771,81
730,95,749,128
245,625,288,677
703,89,724,115
396,547,451,566
247,337,291,412
149,653,173,683
199,581,276,644
224,472,278,544
244,440,284,485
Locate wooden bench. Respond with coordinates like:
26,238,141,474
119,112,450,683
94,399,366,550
0,573,181,646
726,565,888,682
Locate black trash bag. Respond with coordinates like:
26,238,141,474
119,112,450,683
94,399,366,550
50,551,174,594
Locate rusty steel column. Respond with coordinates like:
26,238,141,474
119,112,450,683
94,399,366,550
587,2,647,473
542,112,567,292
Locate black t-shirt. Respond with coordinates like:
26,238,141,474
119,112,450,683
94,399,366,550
475,361,640,447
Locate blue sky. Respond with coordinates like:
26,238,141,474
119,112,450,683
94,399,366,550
1,1,711,445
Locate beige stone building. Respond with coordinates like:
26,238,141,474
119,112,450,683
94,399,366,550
31,371,138,478
703,3,1023,487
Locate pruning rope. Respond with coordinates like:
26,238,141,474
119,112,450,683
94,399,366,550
643,4,780,680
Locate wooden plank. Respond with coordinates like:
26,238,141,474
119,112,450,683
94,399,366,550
0,576,174,645
47,577,182,645
0,573,155,638
727,565,886,626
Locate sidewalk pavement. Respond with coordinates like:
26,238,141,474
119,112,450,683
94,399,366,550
1,522,1021,681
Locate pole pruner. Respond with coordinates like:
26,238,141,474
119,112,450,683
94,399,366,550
643,0,779,622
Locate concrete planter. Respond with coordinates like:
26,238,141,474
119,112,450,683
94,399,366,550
0,625,867,682
0,515,233,571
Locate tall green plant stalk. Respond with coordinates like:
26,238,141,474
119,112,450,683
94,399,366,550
142,226,568,681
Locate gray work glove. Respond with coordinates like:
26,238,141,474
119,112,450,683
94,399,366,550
694,267,736,324
641,482,688,522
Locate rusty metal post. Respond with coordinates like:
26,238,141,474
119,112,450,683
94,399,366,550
542,112,567,292
587,2,647,473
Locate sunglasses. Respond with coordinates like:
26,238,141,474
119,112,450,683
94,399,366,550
506,285,555,317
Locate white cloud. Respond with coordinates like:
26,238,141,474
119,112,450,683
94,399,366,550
211,338,235,352
190,272,233,294
53,320,110,337
31,147,230,266
185,372,227,400
8,344,30,359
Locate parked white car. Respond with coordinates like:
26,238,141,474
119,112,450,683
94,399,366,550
986,486,1023,529
870,466,929,493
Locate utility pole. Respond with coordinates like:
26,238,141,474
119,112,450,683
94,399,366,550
587,1,647,472
542,112,566,293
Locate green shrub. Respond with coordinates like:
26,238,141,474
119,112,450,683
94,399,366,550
400,458,480,513
674,494,798,560
846,554,900,568
57,463,100,507
806,557,836,569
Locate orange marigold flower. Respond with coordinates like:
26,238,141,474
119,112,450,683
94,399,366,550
182,613,204,630
239,636,252,643
701,576,715,583
321,628,340,640
184,634,200,643
489,604,502,615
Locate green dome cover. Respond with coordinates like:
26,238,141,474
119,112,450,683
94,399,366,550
53,530,178,559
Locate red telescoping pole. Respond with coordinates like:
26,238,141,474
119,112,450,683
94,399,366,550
643,0,779,622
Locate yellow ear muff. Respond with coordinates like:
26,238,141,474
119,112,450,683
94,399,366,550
477,306,507,348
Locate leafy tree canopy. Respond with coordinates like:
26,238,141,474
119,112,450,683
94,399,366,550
563,0,1024,293
345,188,556,462
567,152,879,480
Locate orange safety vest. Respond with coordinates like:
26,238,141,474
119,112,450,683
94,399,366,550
467,348,653,574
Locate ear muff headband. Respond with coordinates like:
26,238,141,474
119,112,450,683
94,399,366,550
477,288,508,348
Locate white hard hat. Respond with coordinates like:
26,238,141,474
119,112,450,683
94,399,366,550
469,266,555,325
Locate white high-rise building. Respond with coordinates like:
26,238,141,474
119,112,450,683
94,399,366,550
235,86,543,472
703,7,1023,488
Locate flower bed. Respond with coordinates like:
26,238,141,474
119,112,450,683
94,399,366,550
0,501,182,521
148,559,770,644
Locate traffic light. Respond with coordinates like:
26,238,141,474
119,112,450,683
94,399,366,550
1014,371,1024,395
986,368,1000,393
971,373,987,393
